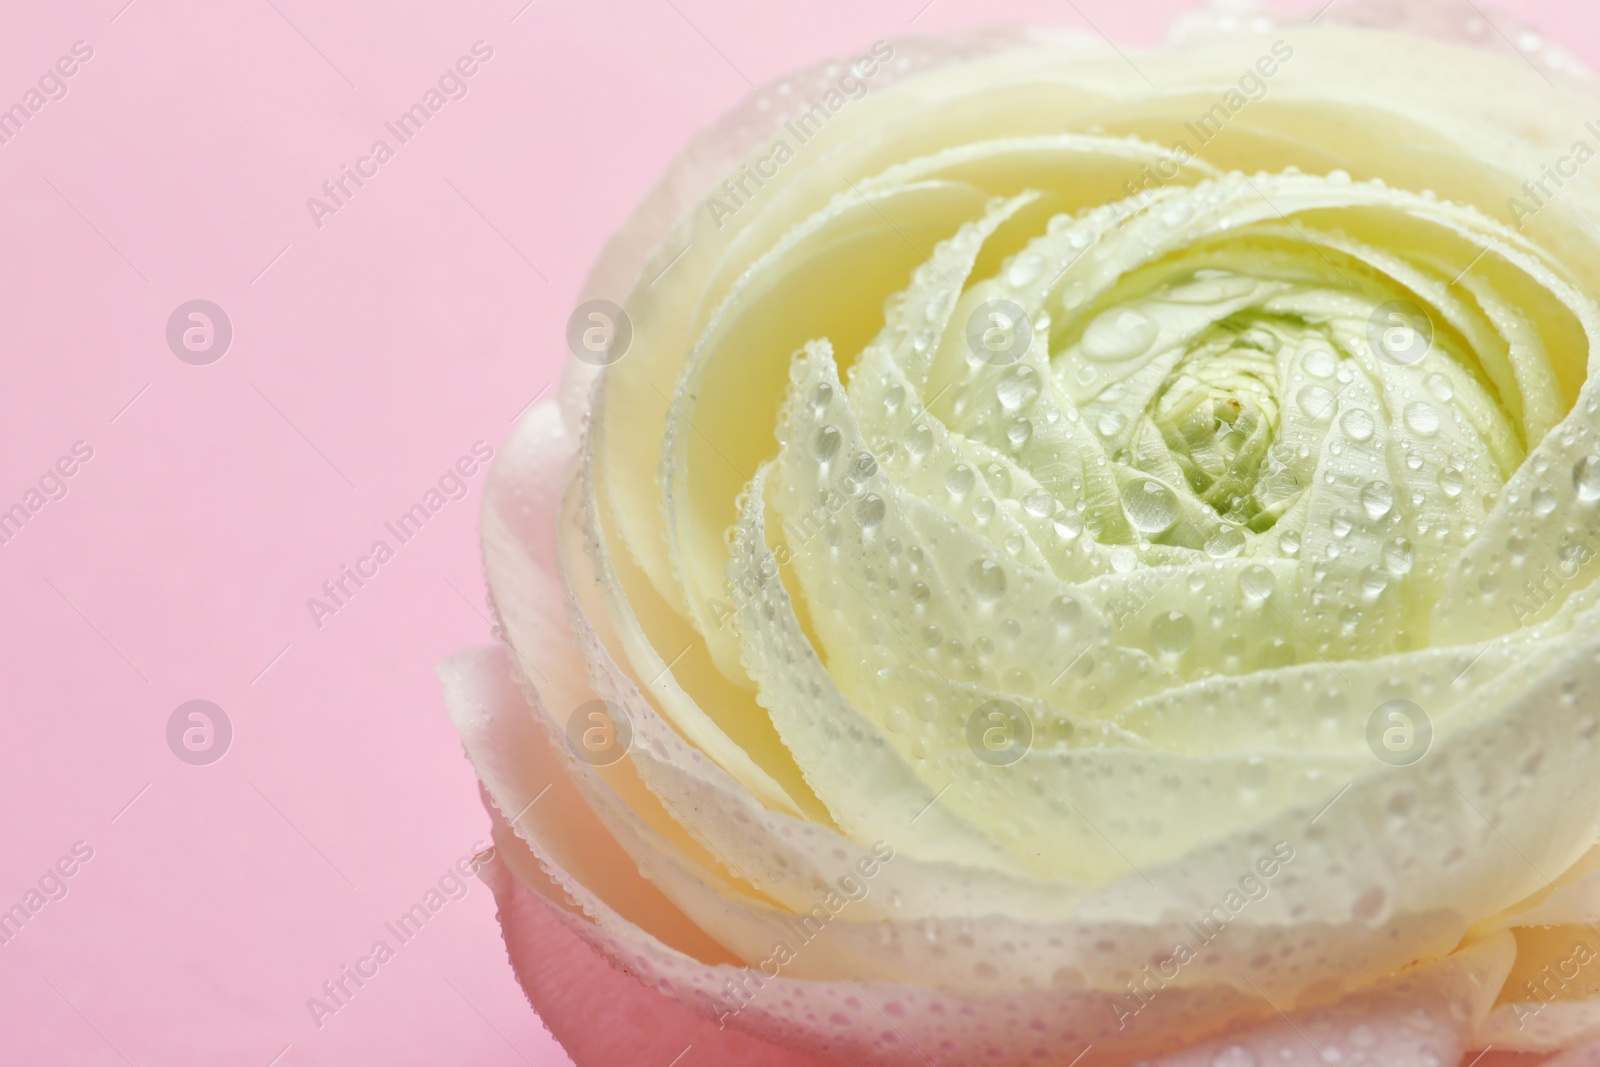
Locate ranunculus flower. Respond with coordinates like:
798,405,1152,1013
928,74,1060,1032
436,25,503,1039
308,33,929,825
441,4,1600,1064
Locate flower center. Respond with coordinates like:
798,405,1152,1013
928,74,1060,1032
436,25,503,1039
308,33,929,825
1147,321,1288,532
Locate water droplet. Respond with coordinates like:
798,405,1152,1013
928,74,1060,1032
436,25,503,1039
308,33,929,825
1296,385,1336,421
1124,479,1180,534
1205,526,1247,558
1576,455,1600,502
1404,401,1441,436
1151,611,1195,654
1240,565,1275,601
1169,271,1255,303
1052,596,1082,632
1304,348,1338,379
1339,408,1375,442
1007,419,1033,449
856,494,886,529
1425,373,1454,401
945,464,975,498
1211,1046,1257,1067
1439,466,1464,497
1006,254,1043,287
807,378,842,415
905,424,933,458
1237,758,1271,789
1022,488,1054,517
884,383,905,411
1081,308,1158,361
1362,567,1390,599
1384,537,1415,575
814,425,841,462
1533,487,1558,516
1360,481,1395,520
966,559,1007,603
1054,512,1084,540
1097,410,1128,437
997,366,1041,411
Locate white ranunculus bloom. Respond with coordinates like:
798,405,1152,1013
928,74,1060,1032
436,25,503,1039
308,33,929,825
442,5,1600,1064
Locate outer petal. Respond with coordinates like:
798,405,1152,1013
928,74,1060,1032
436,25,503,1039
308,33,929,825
478,803,838,1067
1138,932,1513,1067
1550,1043,1600,1066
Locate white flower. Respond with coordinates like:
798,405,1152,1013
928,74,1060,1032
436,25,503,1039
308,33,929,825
444,7,1600,1064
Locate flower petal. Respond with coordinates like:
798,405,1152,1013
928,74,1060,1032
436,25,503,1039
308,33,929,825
478,830,841,1067
1134,932,1512,1067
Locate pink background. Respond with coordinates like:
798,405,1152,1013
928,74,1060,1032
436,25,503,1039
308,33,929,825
1,1,1594,1064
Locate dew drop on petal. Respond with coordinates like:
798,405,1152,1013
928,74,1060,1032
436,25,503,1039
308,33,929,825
1439,466,1464,497
1205,526,1247,558
1304,348,1338,379
905,423,933,459
1362,567,1390,599
1575,455,1600,502
1236,757,1271,789
1151,611,1195,654
1339,408,1375,442
1023,488,1054,517
1533,487,1558,517
1211,1047,1257,1067
1052,595,1082,633
1124,479,1180,534
1240,564,1275,601
1296,385,1336,421
945,464,976,499
1385,537,1415,575
1404,401,1441,436
966,559,1007,603
1081,308,1158,361
814,425,842,462
856,494,886,529
1360,481,1395,520
1006,254,1043,287
997,366,1041,411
